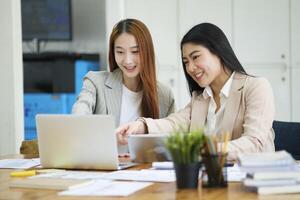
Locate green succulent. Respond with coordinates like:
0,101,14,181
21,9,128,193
165,128,205,164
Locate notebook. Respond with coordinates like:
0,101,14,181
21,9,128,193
237,150,298,172
243,178,298,187
237,150,296,168
36,114,135,170
9,178,94,190
257,184,300,195
247,171,300,180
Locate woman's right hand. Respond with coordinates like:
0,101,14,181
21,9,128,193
116,120,147,145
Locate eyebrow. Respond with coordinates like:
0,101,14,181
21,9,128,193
115,45,139,49
188,50,201,57
182,50,201,60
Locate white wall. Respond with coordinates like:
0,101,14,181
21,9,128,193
178,0,233,110
291,0,300,121
0,0,24,155
122,0,183,107
106,0,300,121
233,0,291,121
105,0,125,70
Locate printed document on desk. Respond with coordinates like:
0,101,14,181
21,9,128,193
31,170,107,180
31,165,243,182
30,169,175,182
0,158,40,169
59,180,152,197
103,169,176,182
227,164,247,182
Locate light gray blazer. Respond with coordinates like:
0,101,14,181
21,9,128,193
72,68,175,126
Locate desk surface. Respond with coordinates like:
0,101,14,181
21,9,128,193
1,155,299,200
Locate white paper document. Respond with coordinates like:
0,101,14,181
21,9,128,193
103,169,176,182
59,180,152,196
226,164,247,182
31,169,175,182
152,161,173,169
0,158,40,169
31,170,107,180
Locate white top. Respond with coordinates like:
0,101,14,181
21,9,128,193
118,85,143,153
203,72,235,135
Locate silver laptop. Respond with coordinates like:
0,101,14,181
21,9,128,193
36,114,135,170
128,134,171,163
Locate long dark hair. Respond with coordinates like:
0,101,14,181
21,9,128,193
109,18,159,118
181,23,247,95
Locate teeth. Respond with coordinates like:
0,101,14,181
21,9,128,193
195,72,203,78
125,66,136,70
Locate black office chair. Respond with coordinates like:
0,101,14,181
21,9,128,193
273,120,300,160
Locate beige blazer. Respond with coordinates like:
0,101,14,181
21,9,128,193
143,73,275,160
72,68,175,126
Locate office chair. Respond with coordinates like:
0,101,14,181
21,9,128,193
273,120,300,160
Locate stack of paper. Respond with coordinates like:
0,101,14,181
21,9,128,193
31,169,176,182
10,177,152,197
27,169,170,196
10,178,95,190
226,164,247,182
59,180,152,196
31,170,107,180
0,158,40,169
238,150,300,195
238,150,298,172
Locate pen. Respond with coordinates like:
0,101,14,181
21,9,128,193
10,170,36,177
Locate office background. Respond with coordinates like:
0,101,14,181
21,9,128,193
0,0,299,155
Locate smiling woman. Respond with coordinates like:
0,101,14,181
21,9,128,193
20,19,175,156
71,18,175,154
116,23,276,161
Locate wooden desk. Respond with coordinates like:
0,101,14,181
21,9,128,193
1,155,299,200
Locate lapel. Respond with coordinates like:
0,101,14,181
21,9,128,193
190,93,210,131
104,68,123,126
220,73,247,139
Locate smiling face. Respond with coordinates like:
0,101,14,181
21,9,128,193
182,43,223,88
114,33,141,80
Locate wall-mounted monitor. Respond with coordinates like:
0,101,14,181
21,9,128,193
21,0,72,41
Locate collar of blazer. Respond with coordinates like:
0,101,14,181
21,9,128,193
192,72,248,137
104,68,123,89
220,72,247,138
104,68,123,126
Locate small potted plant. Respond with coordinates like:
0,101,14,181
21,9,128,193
165,128,205,189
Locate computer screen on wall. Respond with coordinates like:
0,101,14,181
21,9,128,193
21,0,72,41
